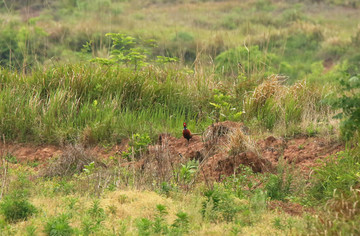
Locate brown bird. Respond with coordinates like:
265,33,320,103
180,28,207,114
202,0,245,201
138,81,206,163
182,122,192,145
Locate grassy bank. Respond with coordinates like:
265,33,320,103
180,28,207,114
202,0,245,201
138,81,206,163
0,63,336,145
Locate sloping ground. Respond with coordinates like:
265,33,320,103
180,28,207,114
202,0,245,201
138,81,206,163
145,122,343,181
0,122,343,178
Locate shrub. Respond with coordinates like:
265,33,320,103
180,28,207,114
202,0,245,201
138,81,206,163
171,211,190,234
223,165,263,199
122,133,151,161
202,186,240,222
332,75,360,140
265,158,293,201
0,197,37,222
44,214,74,236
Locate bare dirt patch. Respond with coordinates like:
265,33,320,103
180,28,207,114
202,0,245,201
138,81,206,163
258,136,343,172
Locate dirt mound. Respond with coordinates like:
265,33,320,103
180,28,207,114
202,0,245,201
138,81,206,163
146,121,272,181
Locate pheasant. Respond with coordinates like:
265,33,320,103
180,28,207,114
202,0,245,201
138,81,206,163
182,122,192,145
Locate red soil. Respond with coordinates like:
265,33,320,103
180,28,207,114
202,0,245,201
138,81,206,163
0,122,343,177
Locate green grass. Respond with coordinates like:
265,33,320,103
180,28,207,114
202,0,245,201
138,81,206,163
0,64,213,144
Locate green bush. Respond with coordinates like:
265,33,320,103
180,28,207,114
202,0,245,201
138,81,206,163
122,133,151,161
171,211,190,234
223,165,263,199
44,214,74,236
332,75,360,140
202,186,240,222
0,197,37,222
265,173,292,201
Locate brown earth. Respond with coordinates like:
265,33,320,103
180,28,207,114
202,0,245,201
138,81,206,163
0,122,343,177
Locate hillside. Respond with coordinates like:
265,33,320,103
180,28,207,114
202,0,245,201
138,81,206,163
0,0,359,235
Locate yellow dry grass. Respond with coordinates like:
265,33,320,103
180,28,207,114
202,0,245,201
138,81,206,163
1,188,305,235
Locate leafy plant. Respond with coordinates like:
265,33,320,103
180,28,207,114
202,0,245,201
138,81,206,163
171,211,190,234
153,204,169,234
332,75,360,140
26,224,37,236
4,153,17,164
202,186,240,222
215,45,278,76
210,89,243,122
43,214,73,236
136,218,153,236
174,159,198,187
223,165,263,199
91,33,177,70
265,163,293,201
0,197,37,222
122,133,151,161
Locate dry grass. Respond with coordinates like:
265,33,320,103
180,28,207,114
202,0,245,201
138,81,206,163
3,188,303,235
314,188,360,235
227,127,257,156
40,144,104,178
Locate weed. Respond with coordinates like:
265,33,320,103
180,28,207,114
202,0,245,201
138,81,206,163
250,189,267,213
223,165,263,199
26,224,37,236
53,179,75,195
153,204,169,234
265,163,293,201
332,74,360,140
118,194,128,204
313,188,360,235
122,133,151,161
64,197,79,211
159,181,172,196
308,150,360,202
26,160,40,168
177,159,198,186
42,145,102,177
88,199,106,222
210,89,243,122
273,217,284,230
202,186,240,222
4,153,17,164
171,211,190,234
117,219,128,236
0,197,37,222
107,205,117,215
81,215,101,236
44,214,74,236
230,225,242,235
136,218,153,236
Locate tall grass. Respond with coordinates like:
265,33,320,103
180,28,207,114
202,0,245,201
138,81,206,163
0,64,212,144
0,63,336,144
242,75,333,135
